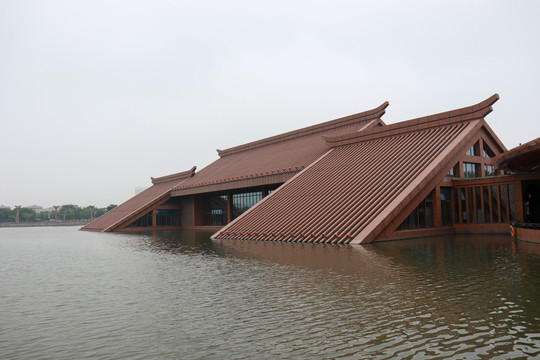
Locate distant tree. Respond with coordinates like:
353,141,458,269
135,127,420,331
0,208,15,222
20,208,36,222
59,205,80,221
107,204,117,211
79,207,91,220
93,208,107,218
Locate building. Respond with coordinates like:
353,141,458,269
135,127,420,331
81,94,540,243
493,137,540,242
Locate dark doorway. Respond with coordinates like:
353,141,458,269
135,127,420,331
522,180,540,223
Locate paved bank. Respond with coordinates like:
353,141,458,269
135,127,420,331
0,221,90,228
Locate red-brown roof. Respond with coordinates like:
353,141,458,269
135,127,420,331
171,102,388,196
493,137,540,173
81,167,196,232
213,95,500,244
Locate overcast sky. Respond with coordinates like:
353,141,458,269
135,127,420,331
1,0,539,208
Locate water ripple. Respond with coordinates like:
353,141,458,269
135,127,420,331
2,228,540,359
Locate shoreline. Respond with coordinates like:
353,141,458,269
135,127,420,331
0,221,90,228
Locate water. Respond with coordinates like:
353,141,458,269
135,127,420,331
1,227,540,359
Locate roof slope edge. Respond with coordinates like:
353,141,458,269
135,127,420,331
151,166,196,184
81,167,195,232
217,101,389,157
325,94,499,147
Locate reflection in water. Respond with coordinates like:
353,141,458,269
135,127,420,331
1,227,540,359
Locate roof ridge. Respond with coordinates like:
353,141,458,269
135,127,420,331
216,101,389,157
324,94,499,147
151,166,196,184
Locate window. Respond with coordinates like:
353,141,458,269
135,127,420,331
232,191,263,219
159,197,182,207
128,211,153,228
397,192,434,231
483,144,495,158
475,187,483,223
461,188,467,223
447,165,457,177
453,189,460,224
454,184,514,225
466,143,479,156
440,187,452,227
468,187,475,223
463,162,479,178
509,184,516,222
203,194,228,225
483,186,491,223
499,185,508,223
484,165,496,177
491,185,499,222
156,209,182,227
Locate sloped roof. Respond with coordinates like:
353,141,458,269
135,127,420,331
81,167,196,232
170,102,388,196
213,94,500,244
493,137,540,173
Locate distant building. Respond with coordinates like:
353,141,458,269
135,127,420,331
0,205,10,209
81,94,540,243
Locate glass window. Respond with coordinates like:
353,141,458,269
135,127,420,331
500,185,508,223
491,185,499,222
440,187,452,227
468,187,475,223
454,188,460,224
128,211,153,228
475,187,483,223
484,165,496,177
396,192,434,231
232,191,263,219
461,188,468,223
447,165,456,177
509,184,516,222
483,144,495,158
466,143,479,156
426,200,433,227
483,186,491,223
156,209,182,227
203,194,228,226
463,163,479,178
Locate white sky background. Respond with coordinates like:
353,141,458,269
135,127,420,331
1,0,539,208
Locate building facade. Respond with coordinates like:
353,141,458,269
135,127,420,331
81,95,540,243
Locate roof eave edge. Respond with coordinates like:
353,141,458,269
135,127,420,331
216,101,389,158
151,166,196,185
325,94,499,147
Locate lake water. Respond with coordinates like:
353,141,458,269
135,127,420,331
1,227,540,359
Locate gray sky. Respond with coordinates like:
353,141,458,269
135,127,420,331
1,0,539,208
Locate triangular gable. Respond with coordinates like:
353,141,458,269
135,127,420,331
81,167,196,232
212,95,500,244
374,124,507,241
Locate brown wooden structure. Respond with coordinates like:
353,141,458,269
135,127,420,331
81,95,538,243
492,137,540,242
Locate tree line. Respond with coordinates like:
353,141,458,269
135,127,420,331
0,204,117,223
